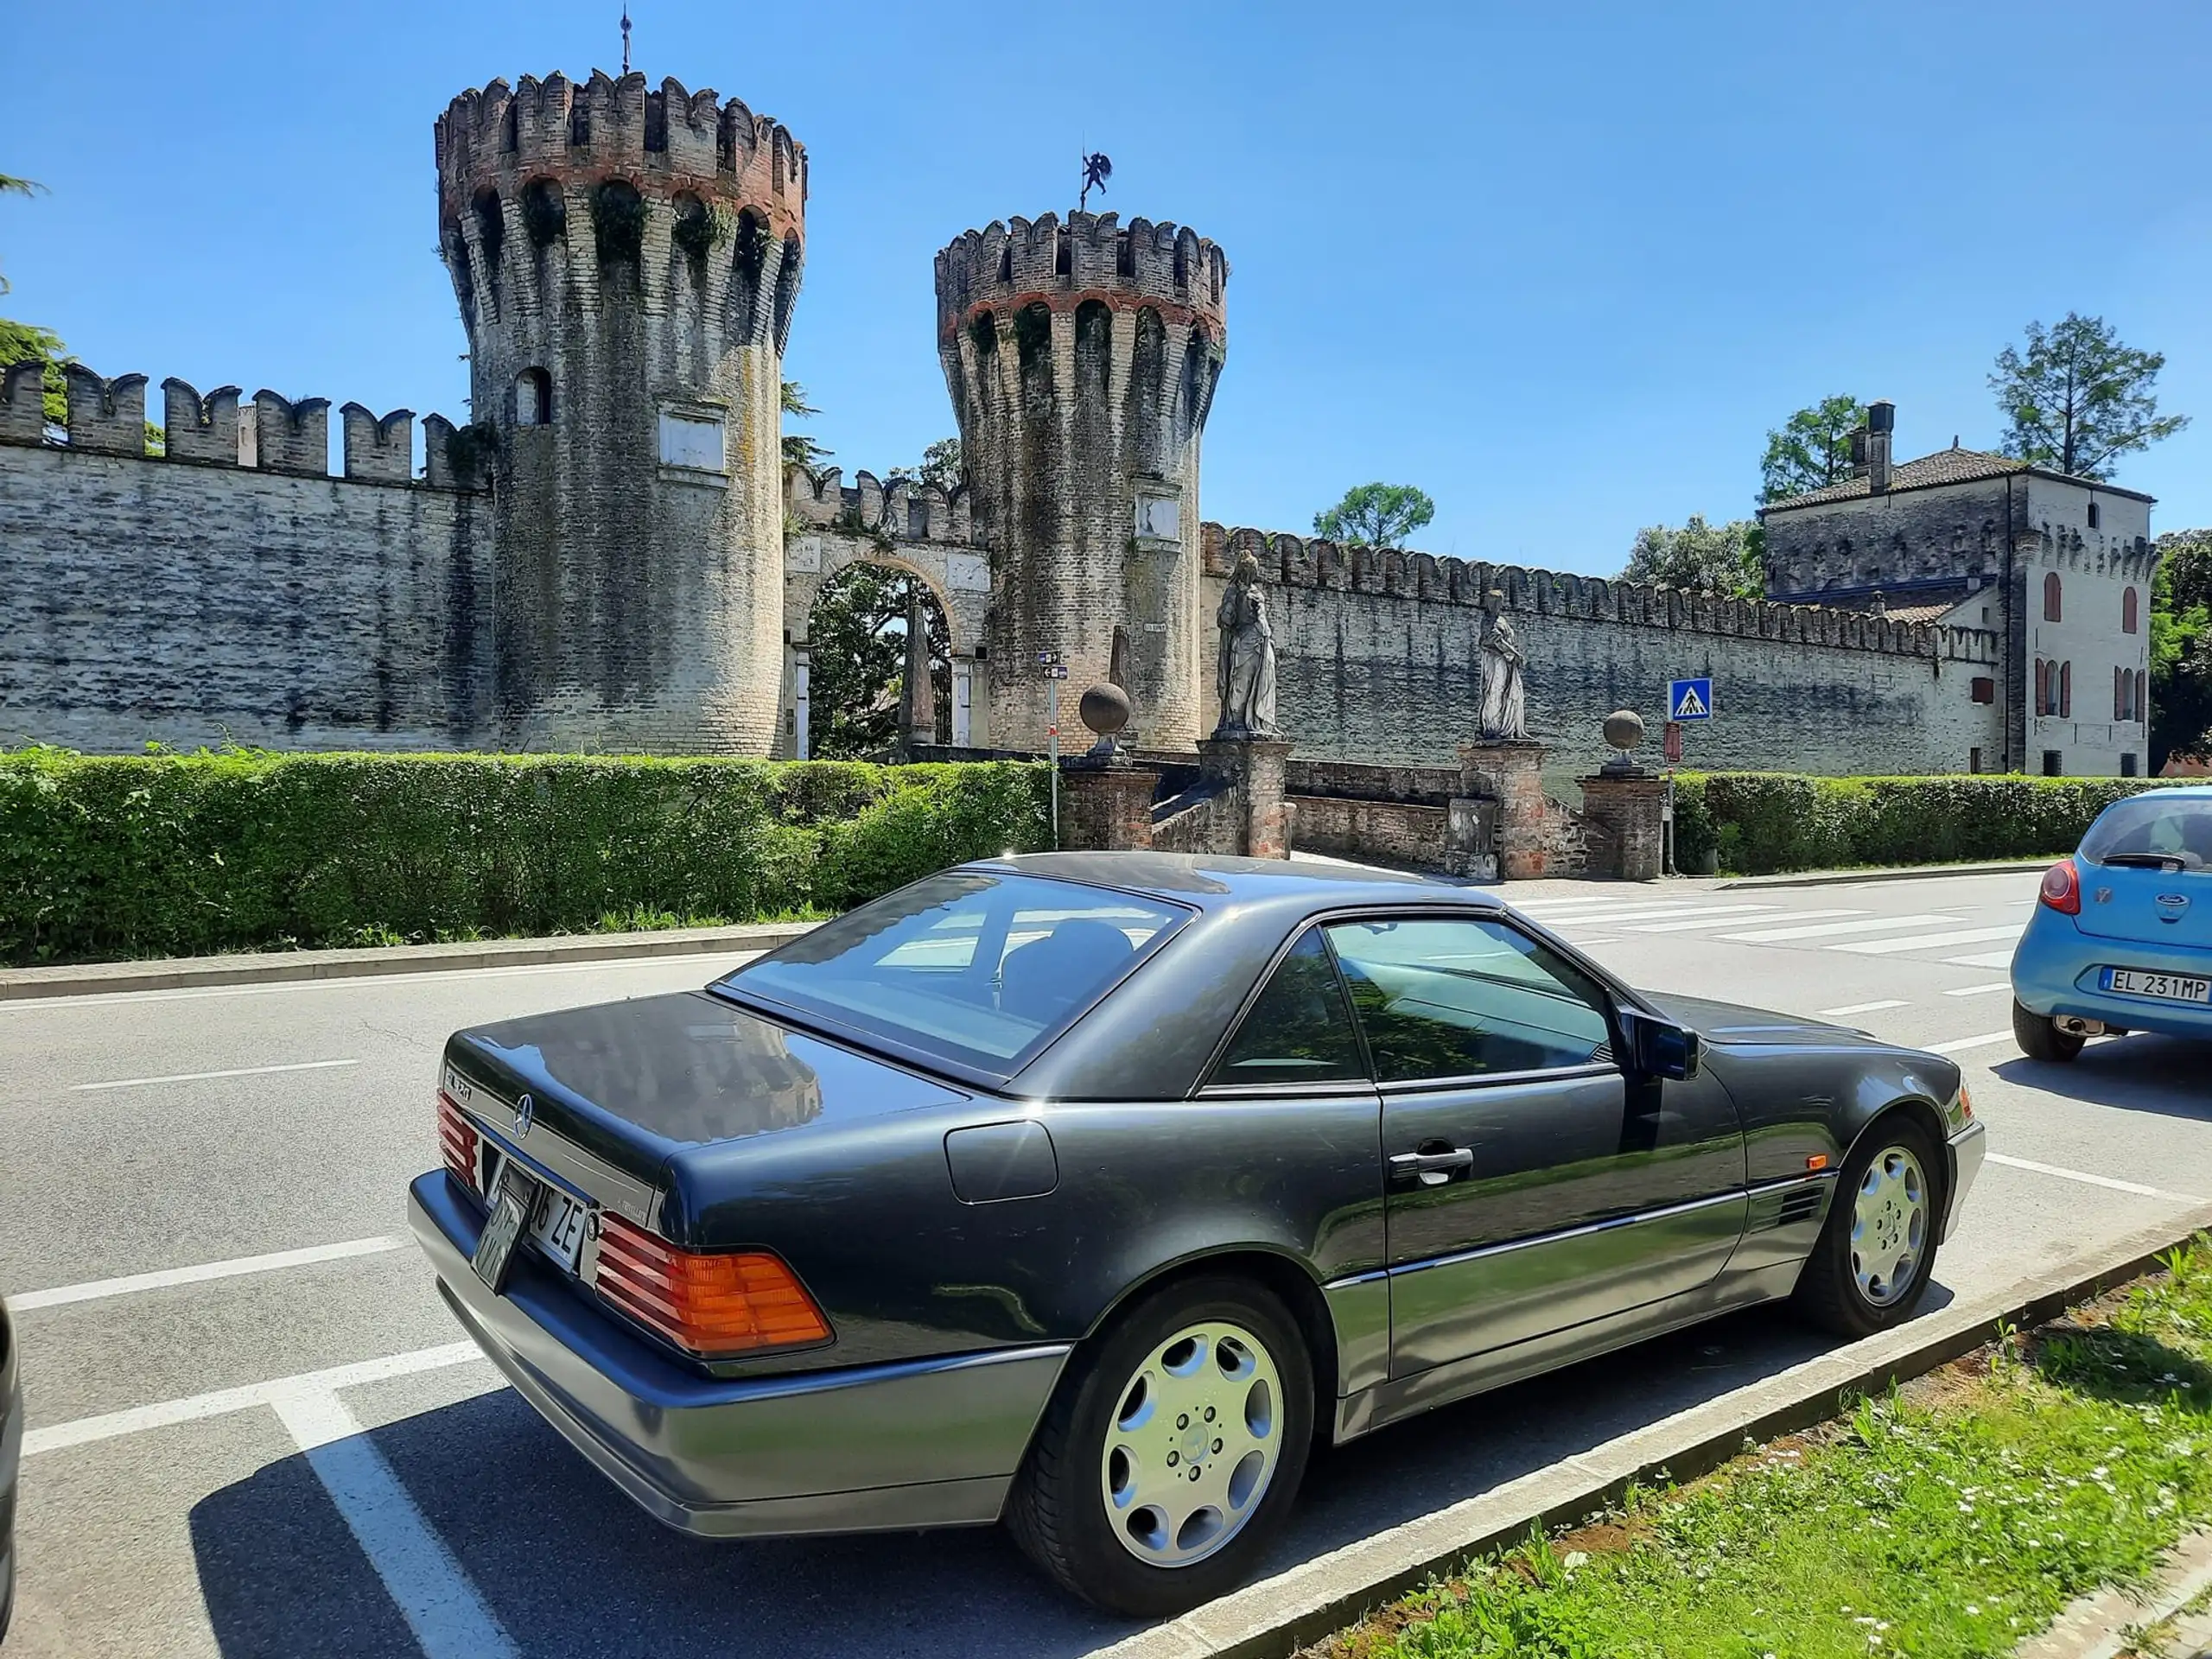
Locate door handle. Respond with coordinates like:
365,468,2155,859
1389,1147,1475,1187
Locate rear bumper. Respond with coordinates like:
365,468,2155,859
1943,1120,1987,1243
2012,916,2212,1039
409,1173,1071,1539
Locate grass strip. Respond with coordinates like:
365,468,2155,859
1312,1235,2212,1659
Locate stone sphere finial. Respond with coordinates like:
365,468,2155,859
1078,682,1133,760
1603,709,1646,753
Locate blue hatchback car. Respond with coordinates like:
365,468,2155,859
2012,785,2212,1061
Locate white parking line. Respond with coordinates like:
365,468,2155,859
1925,1030,2014,1054
273,1389,519,1659
1723,913,1961,944
13,1236,406,1311
73,1058,359,1091
1832,925,2024,957
1944,982,2013,998
1986,1152,2206,1204
1817,1000,1910,1017
24,1341,486,1456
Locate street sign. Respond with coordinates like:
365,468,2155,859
1043,665,1069,680
1663,720,1683,763
1036,650,1063,666
1668,677,1713,721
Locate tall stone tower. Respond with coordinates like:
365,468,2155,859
435,73,804,753
935,213,1228,751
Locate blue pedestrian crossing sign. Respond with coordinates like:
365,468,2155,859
1668,677,1713,721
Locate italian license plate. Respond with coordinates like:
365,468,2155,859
471,1166,533,1291
2102,967,2212,1004
478,1151,591,1278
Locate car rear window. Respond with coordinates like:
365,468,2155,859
714,871,1188,1080
2081,795,2212,871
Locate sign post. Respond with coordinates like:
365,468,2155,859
1040,652,1066,847
1663,680,1712,875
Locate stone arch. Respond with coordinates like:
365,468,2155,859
793,552,958,756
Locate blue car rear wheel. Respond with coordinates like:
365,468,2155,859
2012,998,2084,1063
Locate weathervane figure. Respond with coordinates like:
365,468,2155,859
620,5,632,74
1078,151,1112,213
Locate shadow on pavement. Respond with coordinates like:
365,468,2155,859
181,1291,1897,1659
1991,1033,2212,1123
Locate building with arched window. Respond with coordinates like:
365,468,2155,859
1761,400,2158,777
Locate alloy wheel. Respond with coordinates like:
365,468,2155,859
1850,1145,1929,1306
1097,1319,1284,1568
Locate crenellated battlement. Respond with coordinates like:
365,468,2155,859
933,212,1228,344
1201,524,2002,664
435,71,805,238
785,461,974,547
0,366,479,489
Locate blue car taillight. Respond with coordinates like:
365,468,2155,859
2040,858,2082,917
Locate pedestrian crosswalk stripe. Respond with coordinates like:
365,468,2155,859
1818,1000,1910,1017
1722,913,1960,944
1626,906,1859,933
1831,925,2024,957
1946,950,2019,969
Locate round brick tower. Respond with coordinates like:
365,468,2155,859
435,72,804,754
935,213,1228,751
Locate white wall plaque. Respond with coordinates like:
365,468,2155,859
658,410,726,471
787,536,823,574
1135,491,1181,543
947,552,991,592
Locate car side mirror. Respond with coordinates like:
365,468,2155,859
1618,1008,1701,1082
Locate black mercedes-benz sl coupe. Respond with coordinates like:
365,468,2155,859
411,853,1986,1616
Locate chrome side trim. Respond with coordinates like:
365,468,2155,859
453,1092,660,1230
1388,1185,1749,1280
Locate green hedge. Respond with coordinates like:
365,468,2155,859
1669,772,2192,876
0,749,1052,965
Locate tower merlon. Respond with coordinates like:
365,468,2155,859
435,71,805,240
933,212,1227,345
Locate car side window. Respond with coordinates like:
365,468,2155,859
1207,930,1368,1088
1323,917,1613,1084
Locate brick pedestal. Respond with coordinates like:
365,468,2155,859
1198,735,1294,859
1579,770,1667,880
1458,741,1549,880
1058,762,1159,851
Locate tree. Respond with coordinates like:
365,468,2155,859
916,437,962,493
1758,394,1861,503
804,563,950,759
781,379,830,471
2151,530,2212,770
1622,515,1764,600
1990,313,2189,480
1312,482,1435,548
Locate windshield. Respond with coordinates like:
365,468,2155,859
2081,795,2212,872
715,871,1189,1079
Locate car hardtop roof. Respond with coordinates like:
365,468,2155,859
968,851,1506,920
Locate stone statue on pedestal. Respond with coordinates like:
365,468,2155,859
1477,589,1529,741
1214,553,1279,739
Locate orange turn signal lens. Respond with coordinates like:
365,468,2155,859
594,1213,831,1358
1805,1154,1831,1172
1959,1086,1974,1121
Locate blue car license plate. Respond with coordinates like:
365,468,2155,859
2102,967,2212,1004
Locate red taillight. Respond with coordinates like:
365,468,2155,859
593,1212,831,1358
437,1090,479,1192
2040,858,2082,916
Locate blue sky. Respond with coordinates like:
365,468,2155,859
7,2,2210,573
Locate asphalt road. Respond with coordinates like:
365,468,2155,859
3,868,2209,1658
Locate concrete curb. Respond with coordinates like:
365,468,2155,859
1719,860,2053,890
2016,1525,2212,1659
1097,1204,2212,1659
0,922,819,1001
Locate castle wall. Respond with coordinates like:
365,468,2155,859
1200,526,2005,790
0,405,492,753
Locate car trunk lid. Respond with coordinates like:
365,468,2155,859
445,989,972,1208
2073,863,2212,950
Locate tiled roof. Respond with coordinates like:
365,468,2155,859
1879,599,1968,627
1763,448,2025,511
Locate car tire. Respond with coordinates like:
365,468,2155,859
1792,1116,1943,1339
1006,1274,1314,1618
2012,998,2085,1063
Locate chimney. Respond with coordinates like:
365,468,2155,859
1849,425,1869,478
1866,399,1895,493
